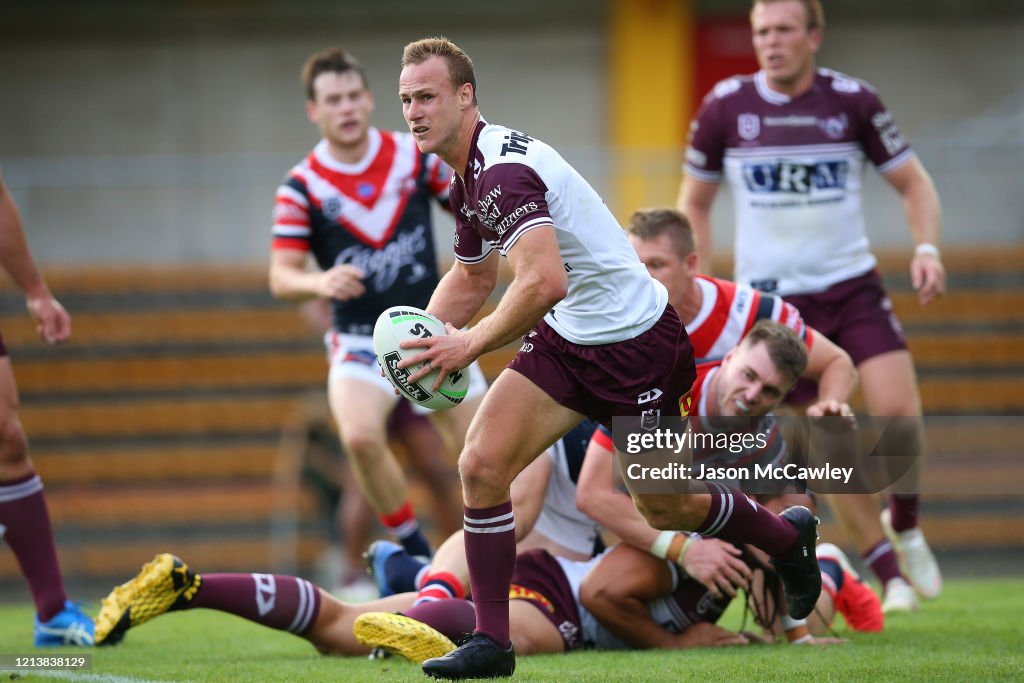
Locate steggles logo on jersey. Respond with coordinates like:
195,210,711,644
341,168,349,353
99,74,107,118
737,113,760,141
335,224,430,291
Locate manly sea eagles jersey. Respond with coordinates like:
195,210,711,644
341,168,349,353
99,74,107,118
685,69,915,296
272,128,451,334
450,119,667,345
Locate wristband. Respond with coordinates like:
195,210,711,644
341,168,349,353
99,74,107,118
791,634,814,645
650,530,675,560
676,534,699,568
915,243,941,258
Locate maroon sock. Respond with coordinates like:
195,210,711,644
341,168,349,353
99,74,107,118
463,502,516,647
188,573,321,635
0,474,67,621
888,494,919,532
863,539,903,586
695,483,798,558
404,598,476,643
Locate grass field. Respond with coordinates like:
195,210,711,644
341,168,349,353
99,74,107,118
2,577,1023,682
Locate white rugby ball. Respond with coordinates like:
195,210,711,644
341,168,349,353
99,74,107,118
373,306,470,411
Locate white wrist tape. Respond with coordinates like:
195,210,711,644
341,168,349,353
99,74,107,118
650,530,675,560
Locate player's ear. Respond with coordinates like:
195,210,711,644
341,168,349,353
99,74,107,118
304,99,318,125
683,250,699,275
458,83,474,108
808,26,823,53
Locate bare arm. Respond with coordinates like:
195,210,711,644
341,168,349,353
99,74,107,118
677,176,721,276
801,329,858,408
268,249,365,302
577,435,751,597
579,544,748,649
404,227,566,387
464,226,566,355
882,156,945,305
426,255,499,329
0,175,70,344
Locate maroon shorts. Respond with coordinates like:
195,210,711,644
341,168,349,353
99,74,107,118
508,306,696,430
783,269,907,405
510,549,582,652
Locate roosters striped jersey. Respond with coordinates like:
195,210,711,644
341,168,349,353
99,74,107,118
688,274,812,362
272,128,451,334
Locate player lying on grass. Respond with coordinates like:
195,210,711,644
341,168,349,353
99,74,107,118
366,419,753,610
92,537,860,663
580,319,884,634
375,321,880,635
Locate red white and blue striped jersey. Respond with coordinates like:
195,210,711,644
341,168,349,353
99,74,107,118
687,275,812,362
272,128,452,334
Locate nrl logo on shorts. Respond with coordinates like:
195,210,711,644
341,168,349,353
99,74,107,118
641,408,661,432
737,113,760,141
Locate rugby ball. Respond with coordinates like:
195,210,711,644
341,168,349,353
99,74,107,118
373,306,470,411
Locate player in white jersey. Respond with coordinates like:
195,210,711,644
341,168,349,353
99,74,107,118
269,48,486,562
396,37,822,678
677,0,943,611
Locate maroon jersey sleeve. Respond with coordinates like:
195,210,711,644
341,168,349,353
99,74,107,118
476,162,552,253
451,178,492,265
684,83,734,181
850,82,912,172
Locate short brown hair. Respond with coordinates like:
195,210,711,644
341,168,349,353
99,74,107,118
401,37,478,105
626,208,696,260
301,47,369,101
751,0,825,31
742,319,808,386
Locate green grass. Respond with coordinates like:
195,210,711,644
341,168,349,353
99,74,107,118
3,578,1023,682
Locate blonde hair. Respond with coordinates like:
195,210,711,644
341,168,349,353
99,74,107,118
751,0,825,30
401,37,478,105
626,208,696,260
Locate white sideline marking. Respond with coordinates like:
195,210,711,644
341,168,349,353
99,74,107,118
30,671,181,683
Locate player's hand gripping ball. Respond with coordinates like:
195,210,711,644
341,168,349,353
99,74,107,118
373,306,470,411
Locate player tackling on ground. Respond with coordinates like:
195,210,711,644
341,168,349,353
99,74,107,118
395,37,821,679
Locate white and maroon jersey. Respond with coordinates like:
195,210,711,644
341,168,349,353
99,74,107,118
685,69,914,296
451,120,667,344
532,420,602,557
272,128,451,334
687,275,812,362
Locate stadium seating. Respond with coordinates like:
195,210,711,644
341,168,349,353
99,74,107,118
0,247,1020,592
